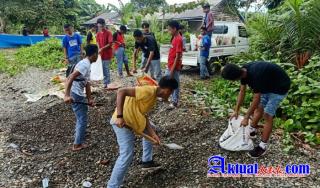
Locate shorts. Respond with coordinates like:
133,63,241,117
260,93,287,116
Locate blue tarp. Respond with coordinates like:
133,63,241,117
0,34,65,48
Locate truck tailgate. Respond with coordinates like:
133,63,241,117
160,45,198,66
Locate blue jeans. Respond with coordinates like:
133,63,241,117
68,54,81,65
199,56,209,78
165,69,180,104
71,92,88,145
102,60,111,86
260,93,287,116
141,55,156,79
115,47,128,76
207,30,213,39
140,54,146,69
107,122,153,188
150,59,162,83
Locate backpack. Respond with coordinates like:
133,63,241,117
66,63,85,82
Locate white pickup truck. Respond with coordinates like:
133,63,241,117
160,21,249,73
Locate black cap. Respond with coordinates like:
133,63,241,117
97,18,106,25
203,3,210,8
120,25,127,31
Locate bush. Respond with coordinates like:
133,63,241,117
0,38,65,76
196,54,320,145
155,32,172,44
278,57,320,144
193,78,252,118
15,38,64,70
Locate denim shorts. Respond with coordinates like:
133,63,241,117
260,93,287,116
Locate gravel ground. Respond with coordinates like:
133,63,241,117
0,67,319,188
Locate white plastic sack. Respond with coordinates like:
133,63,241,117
190,34,197,51
90,55,104,81
219,116,254,151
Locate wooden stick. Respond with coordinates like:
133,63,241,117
140,132,159,144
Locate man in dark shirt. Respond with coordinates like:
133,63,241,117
221,62,291,158
139,22,157,71
132,29,162,82
22,26,29,36
142,22,156,38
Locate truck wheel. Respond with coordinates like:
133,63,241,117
206,58,221,75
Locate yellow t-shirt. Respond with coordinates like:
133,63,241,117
87,31,97,45
112,86,158,134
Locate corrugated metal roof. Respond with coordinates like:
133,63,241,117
83,12,120,25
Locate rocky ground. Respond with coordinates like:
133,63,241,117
0,67,319,188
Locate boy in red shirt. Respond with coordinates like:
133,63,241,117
96,18,113,89
43,27,49,37
166,20,183,108
113,25,132,78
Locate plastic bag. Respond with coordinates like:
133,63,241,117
90,56,104,81
219,116,254,151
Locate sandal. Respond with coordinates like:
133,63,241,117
72,143,88,152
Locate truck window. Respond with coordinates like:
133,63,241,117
238,26,248,38
213,25,228,34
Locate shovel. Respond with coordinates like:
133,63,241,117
72,101,104,107
123,124,183,150
140,132,184,150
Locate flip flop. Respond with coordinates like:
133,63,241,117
72,143,88,152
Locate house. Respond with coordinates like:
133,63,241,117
157,0,240,31
82,12,120,26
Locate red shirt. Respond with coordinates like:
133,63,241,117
113,31,125,51
168,34,183,71
43,29,49,37
96,28,113,60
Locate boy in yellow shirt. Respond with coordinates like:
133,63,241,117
107,76,178,188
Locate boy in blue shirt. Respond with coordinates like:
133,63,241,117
62,24,83,77
64,44,98,151
199,26,211,80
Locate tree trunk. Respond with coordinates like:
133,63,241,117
0,17,5,33
161,10,165,38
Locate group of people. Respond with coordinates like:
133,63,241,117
63,16,185,187
62,3,291,188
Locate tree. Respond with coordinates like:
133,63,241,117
248,0,320,68
281,0,320,68
265,0,285,9
131,0,167,10
0,0,104,33
107,1,135,25
78,0,105,24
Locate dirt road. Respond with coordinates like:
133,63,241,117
0,68,319,187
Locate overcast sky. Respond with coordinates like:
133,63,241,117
96,0,197,8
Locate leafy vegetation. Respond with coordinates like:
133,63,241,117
0,38,64,76
193,0,320,146
0,0,105,34
248,0,320,69
0,52,21,76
